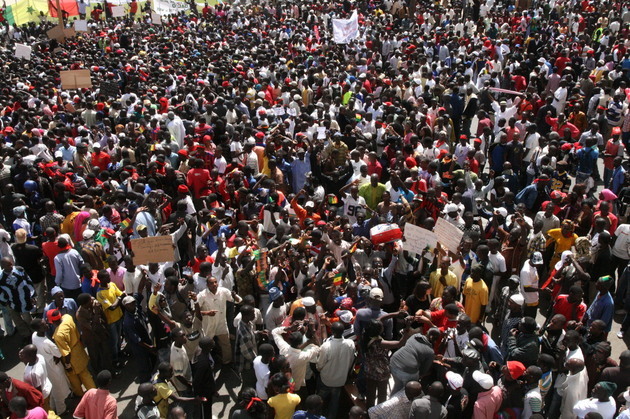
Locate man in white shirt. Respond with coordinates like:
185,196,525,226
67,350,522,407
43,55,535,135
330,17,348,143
316,322,356,419
170,328,193,395
520,252,543,318
195,277,242,365
572,381,618,419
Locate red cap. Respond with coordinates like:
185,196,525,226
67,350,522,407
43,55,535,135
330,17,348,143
506,361,526,379
178,184,190,194
177,149,188,157
473,138,482,144
103,228,116,237
460,135,468,140
47,309,62,324
255,132,265,139
612,127,621,135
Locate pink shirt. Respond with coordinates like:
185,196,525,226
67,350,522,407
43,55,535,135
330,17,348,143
473,386,503,419
73,388,118,419
25,407,48,419
107,267,126,291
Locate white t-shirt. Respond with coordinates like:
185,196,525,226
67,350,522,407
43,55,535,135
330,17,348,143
253,356,270,399
612,224,630,259
170,344,192,392
519,262,539,304
23,355,52,398
573,397,616,419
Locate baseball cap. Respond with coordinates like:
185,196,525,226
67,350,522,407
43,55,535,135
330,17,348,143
269,287,283,302
50,286,63,297
122,296,136,305
444,203,458,213
302,297,315,307
82,229,95,240
494,207,508,218
472,370,494,390
506,360,526,379
369,288,384,302
509,293,525,305
337,310,354,324
446,371,464,390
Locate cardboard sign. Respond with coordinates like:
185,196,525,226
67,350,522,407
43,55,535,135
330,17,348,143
14,44,32,60
47,25,66,42
100,81,120,98
131,235,174,265
74,20,88,32
64,27,76,39
111,5,125,17
434,218,464,253
151,11,162,24
60,69,92,89
403,223,437,255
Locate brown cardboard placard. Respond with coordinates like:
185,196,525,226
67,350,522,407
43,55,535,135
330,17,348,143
47,25,66,42
131,235,174,265
60,69,92,89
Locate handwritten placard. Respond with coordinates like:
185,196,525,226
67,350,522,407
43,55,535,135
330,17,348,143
434,217,464,253
131,235,174,265
47,25,66,42
151,11,162,24
14,44,31,60
404,223,437,255
111,5,126,17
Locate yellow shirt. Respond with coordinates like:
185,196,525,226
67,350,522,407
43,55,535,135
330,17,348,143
268,392,301,419
463,278,489,323
429,269,459,298
152,375,174,418
96,283,123,324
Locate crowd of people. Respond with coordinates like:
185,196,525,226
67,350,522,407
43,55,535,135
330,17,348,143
0,0,628,417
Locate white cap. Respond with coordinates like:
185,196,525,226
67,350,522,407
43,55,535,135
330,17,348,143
494,207,508,218
82,229,95,240
444,203,458,213
302,297,315,307
446,371,464,390
369,288,384,301
473,370,494,390
509,293,525,305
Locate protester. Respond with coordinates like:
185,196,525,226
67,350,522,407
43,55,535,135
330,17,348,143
0,0,626,417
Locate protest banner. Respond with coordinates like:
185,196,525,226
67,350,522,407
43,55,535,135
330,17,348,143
74,20,88,32
153,0,190,15
46,25,66,41
131,235,174,265
332,10,358,44
403,223,437,255
434,218,464,252
111,5,126,17
100,81,120,98
60,69,92,89
14,44,31,60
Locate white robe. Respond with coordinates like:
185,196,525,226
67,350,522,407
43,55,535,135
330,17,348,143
559,369,589,419
32,332,71,413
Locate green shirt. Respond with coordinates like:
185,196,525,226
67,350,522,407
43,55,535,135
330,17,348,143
359,183,386,210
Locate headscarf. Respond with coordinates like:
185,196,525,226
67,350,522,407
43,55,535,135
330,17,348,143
73,211,91,243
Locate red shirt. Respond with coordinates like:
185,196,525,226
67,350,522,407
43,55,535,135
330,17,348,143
367,160,383,178
428,309,458,331
189,256,215,273
553,294,586,324
186,168,211,199
42,241,62,276
91,151,111,171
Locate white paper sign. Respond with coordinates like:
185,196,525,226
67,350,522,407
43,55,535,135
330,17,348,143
74,20,88,32
287,108,297,117
111,5,126,17
151,11,162,24
153,0,190,15
404,223,437,255
272,106,285,116
14,44,32,60
434,218,464,253
317,126,327,139
332,11,359,44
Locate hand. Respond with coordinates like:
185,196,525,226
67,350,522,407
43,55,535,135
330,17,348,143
510,328,519,336
188,291,197,302
207,310,218,316
194,396,206,404
489,361,498,369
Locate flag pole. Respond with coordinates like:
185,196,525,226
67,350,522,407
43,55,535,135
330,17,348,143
55,0,63,26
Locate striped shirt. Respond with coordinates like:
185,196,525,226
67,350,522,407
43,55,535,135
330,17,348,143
0,267,35,312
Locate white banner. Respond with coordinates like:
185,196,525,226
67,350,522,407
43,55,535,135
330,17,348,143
332,11,358,44
434,218,464,253
111,5,126,16
153,0,190,15
403,223,437,256
74,20,88,32
14,44,32,60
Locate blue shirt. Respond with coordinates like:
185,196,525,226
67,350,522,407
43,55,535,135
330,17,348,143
54,249,84,290
611,166,626,195
585,291,614,332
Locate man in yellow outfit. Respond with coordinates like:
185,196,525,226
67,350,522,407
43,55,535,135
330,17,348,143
48,309,95,396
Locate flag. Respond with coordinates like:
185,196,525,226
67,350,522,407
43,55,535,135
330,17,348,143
119,218,132,232
349,242,358,254
313,25,320,42
332,10,359,44
4,0,48,25
48,0,78,18
333,271,344,286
